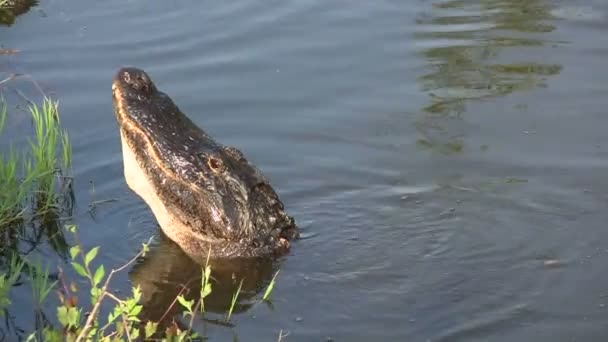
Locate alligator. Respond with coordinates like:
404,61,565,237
112,67,298,258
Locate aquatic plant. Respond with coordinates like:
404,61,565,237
13,225,282,341
226,278,244,322
0,97,72,259
0,95,72,337
0,96,73,231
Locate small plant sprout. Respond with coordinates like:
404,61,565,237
0,254,25,315
263,270,280,302
28,258,57,308
226,278,244,322
200,249,213,313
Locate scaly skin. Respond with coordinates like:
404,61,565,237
112,67,298,258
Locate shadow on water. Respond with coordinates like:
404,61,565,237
414,0,563,154
129,232,279,330
0,0,38,26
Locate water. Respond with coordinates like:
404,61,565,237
3,0,608,340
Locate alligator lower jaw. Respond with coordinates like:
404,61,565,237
119,129,219,242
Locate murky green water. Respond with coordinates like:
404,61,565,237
3,0,608,340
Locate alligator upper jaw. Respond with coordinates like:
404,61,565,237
113,71,227,250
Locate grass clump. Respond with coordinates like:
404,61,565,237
0,96,73,243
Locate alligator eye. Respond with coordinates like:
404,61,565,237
208,157,223,171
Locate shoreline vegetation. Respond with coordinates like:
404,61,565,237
0,80,282,342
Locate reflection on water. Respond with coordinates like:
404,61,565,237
4,0,608,339
415,0,563,153
129,232,278,330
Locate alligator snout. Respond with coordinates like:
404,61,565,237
115,67,157,96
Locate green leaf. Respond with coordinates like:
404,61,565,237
144,321,158,338
141,242,150,257
129,304,143,317
42,327,63,342
262,270,280,301
176,295,193,312
129,328,140,339
65,225,77,233
56,306,81,329
107,307,120,326
71,262,87,278
84,247,99,267
131,286,142,302
87,327,97,339
67,307,80,327
93,265,105,286
202,283,212,298
57,306,69,327
69,246,80,260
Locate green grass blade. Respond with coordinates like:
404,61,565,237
262,270,280,301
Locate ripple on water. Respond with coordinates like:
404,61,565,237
550,5,606,22
6,0,608,340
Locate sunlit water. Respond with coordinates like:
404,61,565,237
3,0,608,340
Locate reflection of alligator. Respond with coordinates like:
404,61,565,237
112,67,298,259
129,232,277,325
0,0,38,26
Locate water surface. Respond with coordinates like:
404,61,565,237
3,0,608,340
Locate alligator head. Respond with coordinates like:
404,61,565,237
112,67,298,258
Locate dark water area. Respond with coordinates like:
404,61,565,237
3,0,608,340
